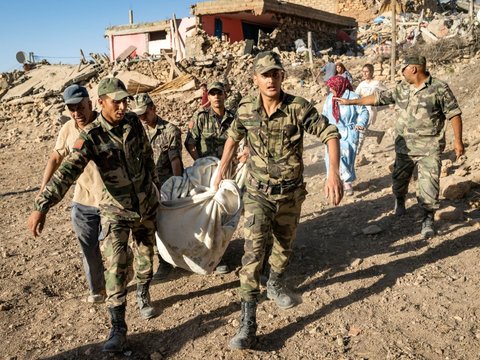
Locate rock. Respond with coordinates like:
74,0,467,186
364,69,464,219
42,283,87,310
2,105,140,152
362,224,382,235
441,176,471,200
350,258,363,267
150,352,164,360
435,206,464,221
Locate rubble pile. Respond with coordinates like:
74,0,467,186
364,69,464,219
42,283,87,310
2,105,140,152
358,8,480,60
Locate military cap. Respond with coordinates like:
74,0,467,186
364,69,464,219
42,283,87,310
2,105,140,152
253,51,284,74
63,84,89,105
402,55,427,71
207,81,226,93
98,77,131,100
130,93,153,115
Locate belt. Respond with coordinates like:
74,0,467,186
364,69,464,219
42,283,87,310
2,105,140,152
248,176,303,195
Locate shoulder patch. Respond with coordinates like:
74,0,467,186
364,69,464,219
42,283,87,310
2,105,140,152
72,138,85,150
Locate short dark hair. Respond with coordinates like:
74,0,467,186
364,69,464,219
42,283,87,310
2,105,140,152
363,63,374,73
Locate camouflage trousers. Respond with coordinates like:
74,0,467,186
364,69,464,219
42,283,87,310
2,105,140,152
392,153,441,212
239,184,307,301
100,217,155,307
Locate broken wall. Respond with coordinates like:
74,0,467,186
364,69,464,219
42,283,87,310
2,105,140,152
283,0,337,13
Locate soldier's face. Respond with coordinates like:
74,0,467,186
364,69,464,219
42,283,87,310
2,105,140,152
138,106,156,128
254,69,283,99
207,89,225,110
66,97,93,129
98,96,127,123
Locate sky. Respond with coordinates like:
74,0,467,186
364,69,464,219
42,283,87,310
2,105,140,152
0,0,198,73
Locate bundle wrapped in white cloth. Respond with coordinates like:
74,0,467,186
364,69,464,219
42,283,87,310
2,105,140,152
156,157,245,274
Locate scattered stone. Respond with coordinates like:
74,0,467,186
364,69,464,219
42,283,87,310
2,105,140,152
362,224,382,235
441,176,471,200
435,206,464,221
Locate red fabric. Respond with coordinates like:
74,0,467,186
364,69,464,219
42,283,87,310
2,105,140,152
201,90,208,106
326,75,353,123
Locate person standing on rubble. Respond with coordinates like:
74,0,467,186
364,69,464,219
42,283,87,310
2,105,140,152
27,77,160,353
335,61,354,85
130,92,183,281
36,84,105,304
355,63,387,155
335,55,464,239
213,51,343,350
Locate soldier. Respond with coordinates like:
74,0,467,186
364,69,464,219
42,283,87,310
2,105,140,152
27,77,159,353
37,84,105,304
213,51,343,350
185,81,236,274
185,81,235,161
131,93,183,280
335,55,464,239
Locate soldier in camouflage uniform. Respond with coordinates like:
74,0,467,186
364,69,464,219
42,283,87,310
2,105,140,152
185,81,235,161
131,92,183,280
27,77,160,353
185,81,236,274
336,55,464,239
213,51,344,350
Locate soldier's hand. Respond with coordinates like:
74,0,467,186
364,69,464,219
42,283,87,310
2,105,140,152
333,97,349,105
212,173,222,191
27,211,46,237
324,172,343,206
454,140,465,160
237,147,250,163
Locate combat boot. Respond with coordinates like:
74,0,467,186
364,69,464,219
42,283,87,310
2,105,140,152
136,282,156,319
266,271,296,309
421,211,435,239
394,197,406,216
152,256,173,281
103,305,127,353
229,300,257,350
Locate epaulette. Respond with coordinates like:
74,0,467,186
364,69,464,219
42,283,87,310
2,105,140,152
238,95,254,107
82,118,101,134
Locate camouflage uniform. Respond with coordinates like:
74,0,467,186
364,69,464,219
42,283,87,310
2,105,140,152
375,75,461,211
35,112,159,307
186,107,235,159
147,115,182,186
229,92,339,301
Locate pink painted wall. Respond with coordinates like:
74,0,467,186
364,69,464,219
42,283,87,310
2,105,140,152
201,15,244,43
111,33,148,60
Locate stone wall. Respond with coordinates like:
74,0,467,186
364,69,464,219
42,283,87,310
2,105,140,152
282,0,337,13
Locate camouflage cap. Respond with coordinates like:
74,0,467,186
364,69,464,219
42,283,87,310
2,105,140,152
207,81,226,93
130,93,153,115
253,51,284,74
402,55,427,70
97,77,131,100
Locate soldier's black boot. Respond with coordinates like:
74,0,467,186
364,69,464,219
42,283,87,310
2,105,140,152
103,305,127,353
136,282,156,319
152,256,173,281
229,300,258,350
394,197,406,216
266,271,296,309
421,211,435,239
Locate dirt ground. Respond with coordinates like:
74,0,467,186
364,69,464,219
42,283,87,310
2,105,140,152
1,60,480,360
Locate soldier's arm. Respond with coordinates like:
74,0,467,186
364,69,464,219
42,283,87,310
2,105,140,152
28,137,91,237
335,94,376,106
185,114,202,160
168,126,183,176
450,115,464,159
213,137,239,190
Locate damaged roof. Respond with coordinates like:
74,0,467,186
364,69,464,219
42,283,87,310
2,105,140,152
191,0,356,27
105,20,170,37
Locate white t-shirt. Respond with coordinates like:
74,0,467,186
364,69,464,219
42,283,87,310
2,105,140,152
355,79,386,125
55,119,103,207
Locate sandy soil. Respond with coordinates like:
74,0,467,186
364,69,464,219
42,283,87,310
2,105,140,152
1,61,480,360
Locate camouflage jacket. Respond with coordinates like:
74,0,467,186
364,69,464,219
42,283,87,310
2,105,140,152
35,112,159,221
375,75,462,156
146,116,182,186
186,107,235,159
228,92,339,186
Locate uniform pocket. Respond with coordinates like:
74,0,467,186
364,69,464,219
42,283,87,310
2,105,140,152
245,215,255,228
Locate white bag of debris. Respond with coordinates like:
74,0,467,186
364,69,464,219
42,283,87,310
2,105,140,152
156,157,245,275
